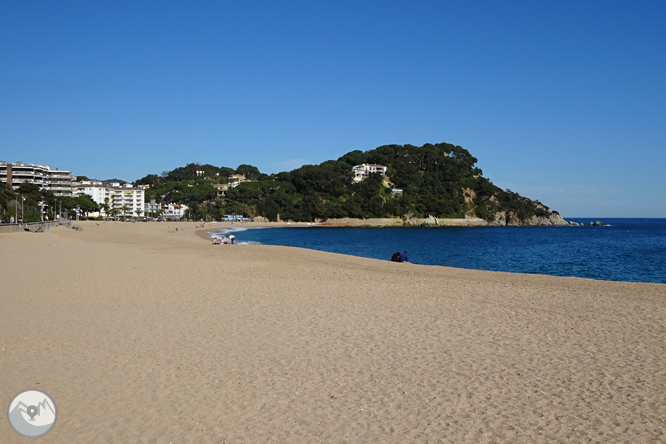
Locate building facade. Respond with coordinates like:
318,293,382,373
73,181,146,218
0,161,75,196
162,203,188,220
352,164,387,183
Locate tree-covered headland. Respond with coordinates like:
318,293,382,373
136,142,557,224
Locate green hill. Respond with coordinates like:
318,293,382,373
136,142,562,224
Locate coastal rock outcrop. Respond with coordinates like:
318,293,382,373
422,215,439,226
525,212,580,226
320,214,579,228
319,217,404,227
490,211,579,227
404,216,488,227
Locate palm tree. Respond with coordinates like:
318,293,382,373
188,201,200,221
102,198,110,221
121,204,129,221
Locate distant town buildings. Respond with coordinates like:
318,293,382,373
0,161,75,196
162,203,188,220
144,200,188,220
212,174,248,197
0,160,152,219
73,180,146,218
352,164,387,183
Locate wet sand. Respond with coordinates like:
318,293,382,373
1,221,665,443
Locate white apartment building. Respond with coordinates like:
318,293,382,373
0,161,75,196
352,164,387,183
145,200,161,217
73,181,146,218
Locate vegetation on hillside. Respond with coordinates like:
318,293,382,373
135,142,553,223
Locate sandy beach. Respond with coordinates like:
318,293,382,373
1,221,665,443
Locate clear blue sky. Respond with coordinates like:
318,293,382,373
1,1,664,217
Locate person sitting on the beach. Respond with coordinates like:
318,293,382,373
212,238,221,245
391,252,401,262
399,251,409,262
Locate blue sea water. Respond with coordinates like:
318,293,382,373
213,218,666,284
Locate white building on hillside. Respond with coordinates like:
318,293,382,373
352,164,387,183
227,174,246,188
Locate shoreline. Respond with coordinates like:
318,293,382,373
196,222,665,285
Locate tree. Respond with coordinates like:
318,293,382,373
17,182,41,196
235,164,261,180
135,174,161,187
74,195,99,218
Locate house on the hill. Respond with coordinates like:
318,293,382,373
352,164,387,183
228,174,246,186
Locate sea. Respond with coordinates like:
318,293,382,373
212,218,666,284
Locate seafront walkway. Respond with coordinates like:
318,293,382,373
0,221,53,234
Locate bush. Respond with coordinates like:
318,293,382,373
475,205,488,219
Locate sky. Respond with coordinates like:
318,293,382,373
1,1,664,218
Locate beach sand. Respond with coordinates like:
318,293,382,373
1,221,665,443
